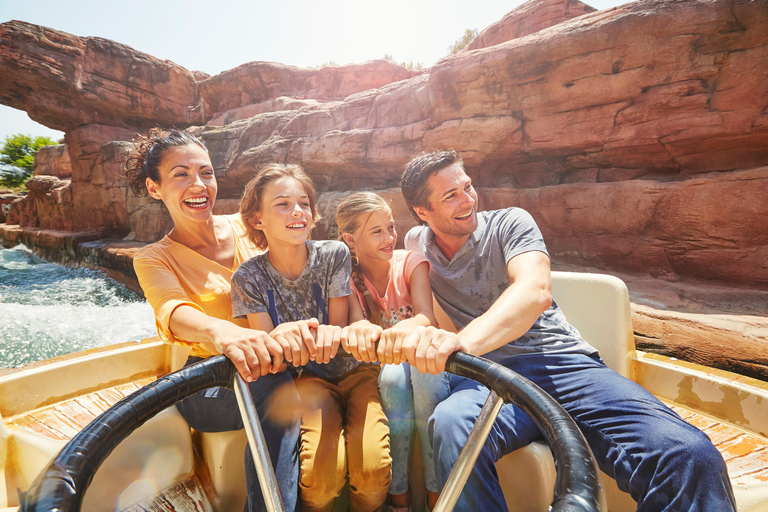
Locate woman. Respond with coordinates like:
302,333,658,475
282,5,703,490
126,128,300,512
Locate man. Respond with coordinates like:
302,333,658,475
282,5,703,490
399,150,735,511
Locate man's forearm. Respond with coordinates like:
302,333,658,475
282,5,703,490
458,278,551,356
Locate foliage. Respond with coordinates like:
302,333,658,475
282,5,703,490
447,28,479,55
382,54,424,71
0,134,56,188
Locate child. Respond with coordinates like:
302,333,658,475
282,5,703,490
337,191,450,512
230,164,391,512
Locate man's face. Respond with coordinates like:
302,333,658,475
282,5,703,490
415,163,479,241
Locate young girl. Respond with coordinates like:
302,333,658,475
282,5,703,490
230,165,391,512
337,192,450,512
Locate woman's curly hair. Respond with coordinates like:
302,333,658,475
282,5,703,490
125,128,207,198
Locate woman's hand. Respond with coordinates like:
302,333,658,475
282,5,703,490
313,324,342,364
403,325,467,375
270,319,319,367
211,322,285,382
341,320,382,362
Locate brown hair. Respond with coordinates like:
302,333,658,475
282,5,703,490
336,191,392,327
400,150,463,224
239,163,320,250
125,128,207,197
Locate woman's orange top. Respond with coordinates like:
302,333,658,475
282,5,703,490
133,214,260,358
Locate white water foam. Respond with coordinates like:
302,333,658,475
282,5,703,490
0,244,157,369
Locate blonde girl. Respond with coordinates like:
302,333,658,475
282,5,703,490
337,191,450,512
230,165,390,512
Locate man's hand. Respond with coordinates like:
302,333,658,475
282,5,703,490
341,320,382,362
270,318,319,366
403,325,467,375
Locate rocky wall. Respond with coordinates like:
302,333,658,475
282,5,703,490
5,0,767,288
0,21,203,132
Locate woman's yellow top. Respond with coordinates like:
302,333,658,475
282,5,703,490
133,214,260,358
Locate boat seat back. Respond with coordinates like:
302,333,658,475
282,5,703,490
550,271,635,378
497,271,638,511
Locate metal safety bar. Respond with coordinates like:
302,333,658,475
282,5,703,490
233,373,285,512
433,390,505,512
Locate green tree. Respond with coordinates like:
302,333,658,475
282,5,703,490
447,28,479,55
0,134,56,188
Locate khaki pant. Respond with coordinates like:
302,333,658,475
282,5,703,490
297,365,391,512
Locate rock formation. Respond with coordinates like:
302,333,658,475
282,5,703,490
464,0,597,51
1,0,767,379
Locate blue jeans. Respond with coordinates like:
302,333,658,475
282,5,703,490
431,352,736,512
175,361,300,512
379,362,451,494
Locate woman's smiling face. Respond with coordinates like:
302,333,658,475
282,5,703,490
146,143,217,226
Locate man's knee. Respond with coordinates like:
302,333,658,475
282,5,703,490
666,428,726,473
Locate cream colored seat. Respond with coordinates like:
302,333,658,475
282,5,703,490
496,271,636,511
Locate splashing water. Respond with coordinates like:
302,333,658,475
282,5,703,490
0,245,157,369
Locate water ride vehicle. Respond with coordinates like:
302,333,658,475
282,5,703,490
1,272,766,511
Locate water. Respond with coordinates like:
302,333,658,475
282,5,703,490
0,245,156,369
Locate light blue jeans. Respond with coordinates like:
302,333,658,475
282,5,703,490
379,362,450,494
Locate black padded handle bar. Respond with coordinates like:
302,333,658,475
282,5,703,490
20,353,602,511
19,355,236,512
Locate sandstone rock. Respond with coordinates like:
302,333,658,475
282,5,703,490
4,197,22,225
480,166,768,286
65,127,137,235
199,60,419,115
126,197,172,243
0,21,203,132
464,0,596,51
208,97,323,126
426,0,768,181
0,193,23,223
10,176,73,231
216,0,768,193
25,175,68,196
33,144,72,178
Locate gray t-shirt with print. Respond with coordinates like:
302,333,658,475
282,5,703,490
231,239,359,381
404,207,597,367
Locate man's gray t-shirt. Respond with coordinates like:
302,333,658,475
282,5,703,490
230,239,359,381
404,208,597,366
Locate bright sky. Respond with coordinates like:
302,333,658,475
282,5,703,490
0,0,628,143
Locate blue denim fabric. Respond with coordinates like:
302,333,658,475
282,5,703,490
175,360,300,512
430,353,736,512
379,363,450,494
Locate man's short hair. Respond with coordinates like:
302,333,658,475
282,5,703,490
400,150,464,224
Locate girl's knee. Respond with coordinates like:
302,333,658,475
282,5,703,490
348,460,391,498
299,465,346,508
